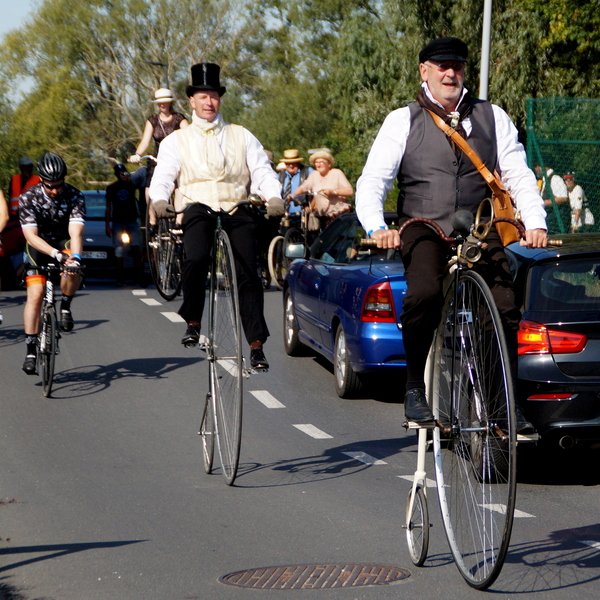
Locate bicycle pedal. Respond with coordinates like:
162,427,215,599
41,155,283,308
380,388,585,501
249,367,269,375
403,419,436,430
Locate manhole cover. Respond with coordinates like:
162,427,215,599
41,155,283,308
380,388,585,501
220,564,411,589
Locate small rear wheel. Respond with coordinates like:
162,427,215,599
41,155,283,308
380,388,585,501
406,485,429,567
200,393,215,474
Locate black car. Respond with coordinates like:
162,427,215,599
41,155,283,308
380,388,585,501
506,235,600,448
82,190,115,271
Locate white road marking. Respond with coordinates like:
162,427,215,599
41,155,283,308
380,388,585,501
250,390,285,409
141,298,162,306
131,290,147,296
161,312,186,323
398,475,437,488
581,540,600,549
216,359,238,377
480,504,535,518
343,451,387,465
293,424,333,439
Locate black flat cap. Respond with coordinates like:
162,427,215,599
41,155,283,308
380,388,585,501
419,37,468,63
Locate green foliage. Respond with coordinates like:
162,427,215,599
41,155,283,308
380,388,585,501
0,0,597,196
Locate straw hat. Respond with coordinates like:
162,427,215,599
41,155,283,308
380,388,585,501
309,150,335,167
152,88,175,103
280,149,304,164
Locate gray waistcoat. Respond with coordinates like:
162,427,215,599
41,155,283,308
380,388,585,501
398,100,497,234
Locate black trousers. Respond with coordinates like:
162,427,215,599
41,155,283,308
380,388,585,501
400,222,520,392
178,204,269,345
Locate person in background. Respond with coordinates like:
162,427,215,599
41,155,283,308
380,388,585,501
0,189,8,324
128,88,189,229
278,149,312,216
105,164,144,285
291,149,353,227
535,165,569,233
565,173,595,233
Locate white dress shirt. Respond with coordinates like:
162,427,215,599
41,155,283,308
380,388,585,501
149,113,281,204
356,84,547,235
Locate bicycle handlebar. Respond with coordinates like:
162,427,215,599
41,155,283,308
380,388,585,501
162,194,266,217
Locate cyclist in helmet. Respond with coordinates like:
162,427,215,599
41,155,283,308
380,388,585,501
19,152,86,375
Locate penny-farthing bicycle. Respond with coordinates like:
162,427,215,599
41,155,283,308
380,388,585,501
182,195,266,486
400,201,539,589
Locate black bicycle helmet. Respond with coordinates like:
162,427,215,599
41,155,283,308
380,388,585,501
38,152,67,181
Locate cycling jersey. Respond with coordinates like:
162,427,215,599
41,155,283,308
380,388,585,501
19,183,86,245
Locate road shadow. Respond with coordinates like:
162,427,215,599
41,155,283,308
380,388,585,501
233,437,415,488
0,540,145,576
0,319,108,349
498,523,600,593
45,356,202,399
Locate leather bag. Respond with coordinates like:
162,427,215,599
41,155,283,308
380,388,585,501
425,109,520,246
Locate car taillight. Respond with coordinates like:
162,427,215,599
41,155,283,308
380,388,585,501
518,320,587,355
361,282,397,323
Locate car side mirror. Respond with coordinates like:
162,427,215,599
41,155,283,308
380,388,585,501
285,243,306,259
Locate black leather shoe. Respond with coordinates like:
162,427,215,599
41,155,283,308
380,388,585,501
60,309,74,332
516,405,535,435
250,347,269,371
181,324,200,347
404,388,434,423
22,355,37,375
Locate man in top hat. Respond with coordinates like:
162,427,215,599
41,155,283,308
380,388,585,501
355,36,547,430
278,149,312,215
150,62,283,370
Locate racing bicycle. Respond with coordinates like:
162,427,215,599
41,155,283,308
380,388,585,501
36,263,82,397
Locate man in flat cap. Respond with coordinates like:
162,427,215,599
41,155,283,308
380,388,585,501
356,37,547,429
150,62,283,370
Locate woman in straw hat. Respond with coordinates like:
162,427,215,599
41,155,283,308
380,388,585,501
291,150,353,224
128,88,189,222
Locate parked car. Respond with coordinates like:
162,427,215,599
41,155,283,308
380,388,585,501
82,190,115,272
283,212,407,397
506,234,600,448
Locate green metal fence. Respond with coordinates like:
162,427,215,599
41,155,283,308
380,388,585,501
526,97,600,235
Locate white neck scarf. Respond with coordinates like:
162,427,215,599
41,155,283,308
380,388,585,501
191,112,226,178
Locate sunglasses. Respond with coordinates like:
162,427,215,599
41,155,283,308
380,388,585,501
42,181,64,190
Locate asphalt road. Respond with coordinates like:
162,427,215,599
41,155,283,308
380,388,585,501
1,281,600,599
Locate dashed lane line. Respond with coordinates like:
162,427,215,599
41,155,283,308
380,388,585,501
480,504,535,518
250,390,286,409
293,424,333,439
131,290,147,296
141,298,162,306
161,312,186,323
343,451,387,465
582,541,600,549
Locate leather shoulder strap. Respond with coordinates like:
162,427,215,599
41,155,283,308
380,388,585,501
424,108,505,195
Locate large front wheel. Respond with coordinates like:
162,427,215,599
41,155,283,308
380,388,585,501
429,270,516,589
209,230,243,486
39,304,57,398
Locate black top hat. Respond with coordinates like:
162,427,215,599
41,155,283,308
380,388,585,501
419,37,468,64
186,63,227,97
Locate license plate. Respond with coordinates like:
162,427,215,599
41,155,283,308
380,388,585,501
82,251,108,259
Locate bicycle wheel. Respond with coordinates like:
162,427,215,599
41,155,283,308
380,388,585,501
430,270,516,589
39,305,57,398
209,229,243,485
200,392,215,474
268,235,286,290
406,485,429,567
152,218,182,301
283,227,305,270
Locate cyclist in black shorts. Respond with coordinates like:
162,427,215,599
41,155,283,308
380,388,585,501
19,153,86,374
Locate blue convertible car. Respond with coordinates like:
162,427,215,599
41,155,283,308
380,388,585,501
283,213,407,397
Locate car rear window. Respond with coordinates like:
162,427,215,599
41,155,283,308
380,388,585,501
82,192,106,220
528,258,600,311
